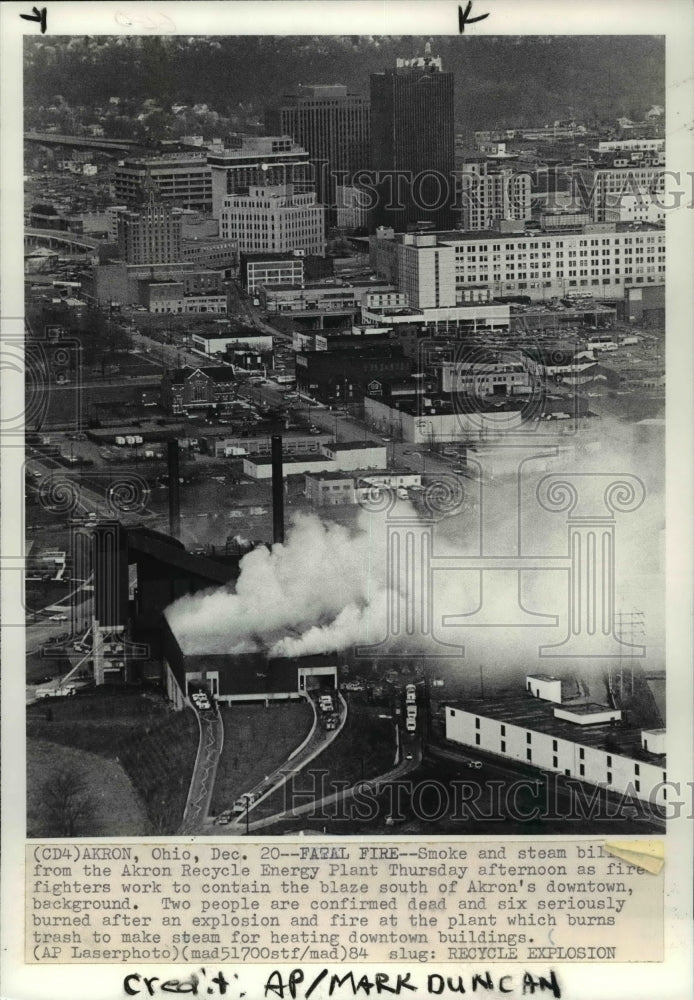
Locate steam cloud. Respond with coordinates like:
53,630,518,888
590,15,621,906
164,417,664,673
165,507,400,657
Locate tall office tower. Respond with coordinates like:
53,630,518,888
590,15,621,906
117,201,183,265
370,48,455,232
267,84,370,222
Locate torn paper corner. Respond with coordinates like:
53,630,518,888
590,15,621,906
604,840,665,875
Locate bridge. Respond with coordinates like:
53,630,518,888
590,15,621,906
25,131,143,155
25,227,103,253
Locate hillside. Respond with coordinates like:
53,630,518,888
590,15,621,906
24,35,664,132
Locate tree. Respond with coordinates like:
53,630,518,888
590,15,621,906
42,765,94,837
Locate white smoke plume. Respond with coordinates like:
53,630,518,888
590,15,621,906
165,416,664,675
166,506,399,656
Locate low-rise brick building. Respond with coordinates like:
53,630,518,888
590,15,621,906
161,366,237,415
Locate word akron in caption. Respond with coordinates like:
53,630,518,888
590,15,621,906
27,842,662,964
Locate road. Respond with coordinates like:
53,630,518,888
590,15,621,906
115,311,457,463
420,740,665,834
127,329,207,370
26,452,154,526
179,708,225,835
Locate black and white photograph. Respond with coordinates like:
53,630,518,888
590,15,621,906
3,4,694,999
19,27,674,841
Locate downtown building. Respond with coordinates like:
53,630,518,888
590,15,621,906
370,222,665,303
574,157,664,222
117,202,183,265
369,50,455,232
113,153,212,211
267,84,370,220
219,185,325,256
457,161,532,231
208,136,312,220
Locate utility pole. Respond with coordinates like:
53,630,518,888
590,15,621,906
615,610,646,698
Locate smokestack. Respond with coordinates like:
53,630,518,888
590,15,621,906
271,434,284,545
92,522,128,629
167,439,181,539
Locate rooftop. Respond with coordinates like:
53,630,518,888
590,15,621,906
448,692,666,763
324,440,384,450
168,366,236,382
305,467,418,481
247,453,334,466
265,280,391,293
375,222,664,246
193,330,267,341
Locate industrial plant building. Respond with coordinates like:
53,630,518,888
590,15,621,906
364,393,525,445
243,439,389,480
295,342,410,404
445,674,667,808
304,468,422,506
161,616,339,708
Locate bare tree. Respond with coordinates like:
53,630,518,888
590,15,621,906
42,766,94,837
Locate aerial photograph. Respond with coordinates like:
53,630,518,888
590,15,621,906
23,34,666,838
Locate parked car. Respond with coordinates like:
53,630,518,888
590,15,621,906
405,717,417,732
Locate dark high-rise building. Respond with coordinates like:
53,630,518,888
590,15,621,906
267,84,370,220
117,201,182,265
370,50,455,232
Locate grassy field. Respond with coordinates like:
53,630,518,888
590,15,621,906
27,739,149,837
210,701,313,815
252,700,397,820
27,689,199,834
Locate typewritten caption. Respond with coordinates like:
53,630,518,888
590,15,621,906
27,841,662,965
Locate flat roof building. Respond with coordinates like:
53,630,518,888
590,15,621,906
370,50,455,231
370,222,665,304
445,675,666,808
267,84,370,218
220,185,325,257
208,136,312,220
114,153,212,211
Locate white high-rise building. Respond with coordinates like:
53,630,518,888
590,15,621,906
220,185,325,256
457,163,531,231
398,233,456,309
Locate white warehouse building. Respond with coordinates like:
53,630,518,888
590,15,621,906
445,673,667,809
